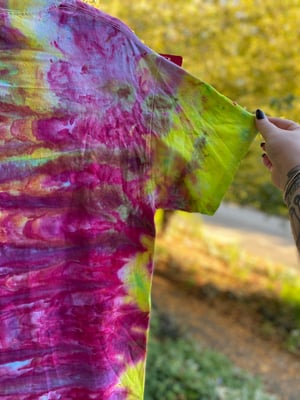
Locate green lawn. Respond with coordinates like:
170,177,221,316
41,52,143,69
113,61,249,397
145,308,277,400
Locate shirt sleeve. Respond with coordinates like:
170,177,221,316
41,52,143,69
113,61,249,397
145,54,257,215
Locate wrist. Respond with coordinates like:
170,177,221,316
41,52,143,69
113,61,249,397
284,165,300,205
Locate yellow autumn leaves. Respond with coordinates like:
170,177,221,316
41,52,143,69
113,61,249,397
85,0,300,122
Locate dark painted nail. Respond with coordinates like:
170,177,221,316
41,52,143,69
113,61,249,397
256,109,265,120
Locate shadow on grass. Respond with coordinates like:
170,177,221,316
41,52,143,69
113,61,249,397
154,253,300,355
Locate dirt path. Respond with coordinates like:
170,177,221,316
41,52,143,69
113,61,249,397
151,274,300,400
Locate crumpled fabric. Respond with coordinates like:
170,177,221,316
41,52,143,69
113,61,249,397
0,0,257,398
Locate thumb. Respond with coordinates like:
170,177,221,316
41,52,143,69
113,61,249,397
255,109,278,141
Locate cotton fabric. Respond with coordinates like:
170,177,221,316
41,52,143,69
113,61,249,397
0,1,256,398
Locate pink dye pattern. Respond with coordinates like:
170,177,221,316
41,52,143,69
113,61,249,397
0,0,256,398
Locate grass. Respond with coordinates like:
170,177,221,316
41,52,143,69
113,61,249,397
154,210,300,353
144,209,300,398
145,308,278,400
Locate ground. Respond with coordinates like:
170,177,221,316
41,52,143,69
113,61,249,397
151,209,300,400
152,274,300,400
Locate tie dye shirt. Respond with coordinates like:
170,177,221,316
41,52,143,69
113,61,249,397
0,0,257,398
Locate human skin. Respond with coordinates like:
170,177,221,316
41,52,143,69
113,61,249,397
256,109,300,253
255,110,300,190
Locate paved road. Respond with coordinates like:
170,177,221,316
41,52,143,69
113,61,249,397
201,203,298,268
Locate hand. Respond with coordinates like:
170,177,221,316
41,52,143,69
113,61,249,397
255,109,300,191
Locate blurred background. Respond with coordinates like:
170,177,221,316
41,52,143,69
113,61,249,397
85,1,300,399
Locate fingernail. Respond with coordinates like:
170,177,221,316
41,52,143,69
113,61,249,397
256,109,265,120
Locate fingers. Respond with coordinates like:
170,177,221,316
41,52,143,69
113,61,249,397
255,109,278,140
256,110,300,189
261,141,272,170
256,110,300,134
268,117,300,131
262,153,272,171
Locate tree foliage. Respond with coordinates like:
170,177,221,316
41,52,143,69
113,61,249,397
87,0,300,120
84,0,300,215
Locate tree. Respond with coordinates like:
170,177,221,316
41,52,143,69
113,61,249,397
88,0,300,121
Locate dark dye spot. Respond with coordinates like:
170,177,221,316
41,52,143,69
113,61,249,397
153,94,174,111
81,64,89,74
117,85,132,99
194,136,207,151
